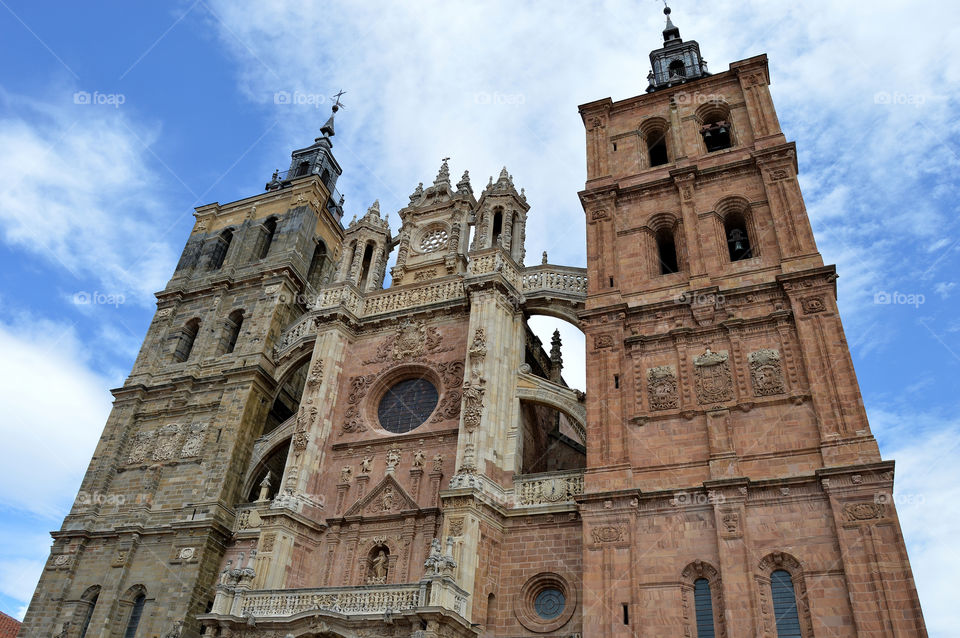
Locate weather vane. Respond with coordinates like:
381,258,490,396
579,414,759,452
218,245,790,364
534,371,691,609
331,89,347,111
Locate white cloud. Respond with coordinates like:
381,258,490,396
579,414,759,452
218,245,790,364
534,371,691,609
0,313,111,518
870,407,960,637
0,89,179,306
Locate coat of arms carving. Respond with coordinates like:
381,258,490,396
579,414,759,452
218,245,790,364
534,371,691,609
748,349,785,396
694,349,733,404
647,365,678,410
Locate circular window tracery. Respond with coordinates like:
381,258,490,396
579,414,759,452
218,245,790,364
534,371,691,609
534,588,565,620
516,572,576,633
377,378,439,434
419,228,449,253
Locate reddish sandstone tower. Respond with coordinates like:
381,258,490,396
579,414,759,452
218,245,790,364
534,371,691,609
576,7,926,637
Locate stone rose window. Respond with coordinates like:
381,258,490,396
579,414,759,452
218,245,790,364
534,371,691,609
419,228,449,253
377,378,439,433
534,588,565,620
516,572,576,633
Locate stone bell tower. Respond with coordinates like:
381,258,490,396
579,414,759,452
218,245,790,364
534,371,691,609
577,7,926,637
19,105,347,638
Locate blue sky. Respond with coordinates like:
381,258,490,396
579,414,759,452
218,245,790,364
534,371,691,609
0,0,958,633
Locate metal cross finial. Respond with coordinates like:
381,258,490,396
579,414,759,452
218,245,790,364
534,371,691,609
331,89,347,110
442,157,450,162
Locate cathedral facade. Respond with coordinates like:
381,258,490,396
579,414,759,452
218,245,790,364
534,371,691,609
21,9,926,638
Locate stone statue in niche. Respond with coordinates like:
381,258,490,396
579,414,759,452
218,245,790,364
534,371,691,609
339,466,352,484
413,449,425,468
370,548,388,582
433,453,444,472
257,472,272,501
748,348,785,396
360,457,372,474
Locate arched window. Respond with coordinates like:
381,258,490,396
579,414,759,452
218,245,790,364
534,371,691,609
492,209,504,245
770,570,802,637
724,212,752,261
669,59,686,78
486,593,497,630
655,227,679,274
258,217,277,260
295,160,310,177
698,103,734,153
209,229,232,270
173,319,200,362
694,578,716,638
641,120,670,167
221,310,244,355
122,593,146,638
307,240,328,288
78,586,100,638
358,242,374,289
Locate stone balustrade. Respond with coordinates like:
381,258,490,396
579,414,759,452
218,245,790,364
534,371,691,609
514,469,585,506
521,264,588,298
239,584,424,617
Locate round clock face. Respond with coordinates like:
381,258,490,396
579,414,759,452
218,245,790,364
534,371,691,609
542,478,566,502
419,229,449,253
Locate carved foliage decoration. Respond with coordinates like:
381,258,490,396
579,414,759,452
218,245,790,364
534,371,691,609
461,378,486,432
590,525,624,544
365,319,452,365
306,358,324,387
340,374,376,436
647,365,679,410
694,349,733,405
800,296,826,314
748,349,785,397
127,422,208,465
843,502,885,523
593,334,614,349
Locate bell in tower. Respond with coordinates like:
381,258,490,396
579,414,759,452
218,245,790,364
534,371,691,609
646,5,710,92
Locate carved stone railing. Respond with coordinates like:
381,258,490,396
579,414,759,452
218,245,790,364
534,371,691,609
239,584,424,617
467,249,523,290
272,315,317,361
521,264,588,300
514,469,585,507
312,283,363,313
362,279,465,316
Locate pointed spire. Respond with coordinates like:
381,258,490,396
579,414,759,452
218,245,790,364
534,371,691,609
365,199,381,218
319,111,336,138
549,329,563,381
434,157,451,186
457,170,472,193
409,181,424,203
662,4,681,42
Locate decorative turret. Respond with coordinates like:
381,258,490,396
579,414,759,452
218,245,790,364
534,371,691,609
391,158,476,285
645,5,709,92
333,199,392,292
471,167,529,263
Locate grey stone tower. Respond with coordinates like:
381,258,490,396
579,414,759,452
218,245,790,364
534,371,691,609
19,108,347,638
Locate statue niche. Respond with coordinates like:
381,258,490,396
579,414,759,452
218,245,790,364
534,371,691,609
366,545,390,584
